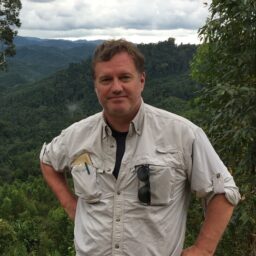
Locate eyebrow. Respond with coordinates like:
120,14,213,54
98,75,112,80
98,72,133,79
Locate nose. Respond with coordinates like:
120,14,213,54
111,78,123,93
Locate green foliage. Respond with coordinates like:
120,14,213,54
139,38,197,79
191,0,256,168
0,218,17,254
0,0,21,69
0,178,75,255
191,0,256,254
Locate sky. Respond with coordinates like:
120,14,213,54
18,0,211,45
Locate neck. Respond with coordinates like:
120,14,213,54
105,115,131,132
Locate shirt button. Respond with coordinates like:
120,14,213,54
116,218,120,222
117,191,121,195
115,244,119,249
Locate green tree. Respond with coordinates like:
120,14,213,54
0,218,16,254
0,0,21,69
191,0,256,255
0,218,27,255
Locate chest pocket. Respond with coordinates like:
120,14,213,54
71,164,102,203
137,147,183,206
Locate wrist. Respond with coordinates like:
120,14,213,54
194,240,214,256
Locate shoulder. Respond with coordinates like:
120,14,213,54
144,103,199,133
61,112,102,136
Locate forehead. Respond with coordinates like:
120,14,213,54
94,52,137,77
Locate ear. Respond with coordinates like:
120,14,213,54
94,86,99,96
140,72,146,91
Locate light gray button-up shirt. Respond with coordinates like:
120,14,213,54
40,101,240,256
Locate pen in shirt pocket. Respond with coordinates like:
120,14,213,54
85,163,90,175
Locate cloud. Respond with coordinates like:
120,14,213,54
19,0,210,44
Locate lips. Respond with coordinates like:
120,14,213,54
108,96,127,100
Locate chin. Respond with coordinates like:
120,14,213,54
107,107,130,117
107,104,129,113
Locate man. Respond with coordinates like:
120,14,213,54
40,39,240,256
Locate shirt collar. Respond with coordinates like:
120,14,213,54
102,115,111,139
130,99,144,136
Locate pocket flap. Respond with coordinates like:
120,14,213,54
156,146,184,169
156,146,178,154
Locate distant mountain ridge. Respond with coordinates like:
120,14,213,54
0,36,102,87
14,36,103,49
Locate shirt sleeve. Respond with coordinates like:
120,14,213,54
39,130,70,172
190,128,241,206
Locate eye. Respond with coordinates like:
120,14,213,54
99,77,112,85
120,75,131,82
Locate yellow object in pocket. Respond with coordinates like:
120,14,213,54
71,153,92,166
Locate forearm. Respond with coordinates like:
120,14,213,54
195,194,234,253
182,194,234,256
40,162,77,219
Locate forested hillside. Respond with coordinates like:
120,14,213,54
0,38,202,255
0,36,101,87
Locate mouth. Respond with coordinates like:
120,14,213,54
108,96,127,100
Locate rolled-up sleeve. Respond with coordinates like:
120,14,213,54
190,128,240,206
39,130,69,172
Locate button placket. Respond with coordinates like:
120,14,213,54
105,136,116,156
112,188,123,254
112,133,132,254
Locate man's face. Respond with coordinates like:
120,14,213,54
94,52,145,121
